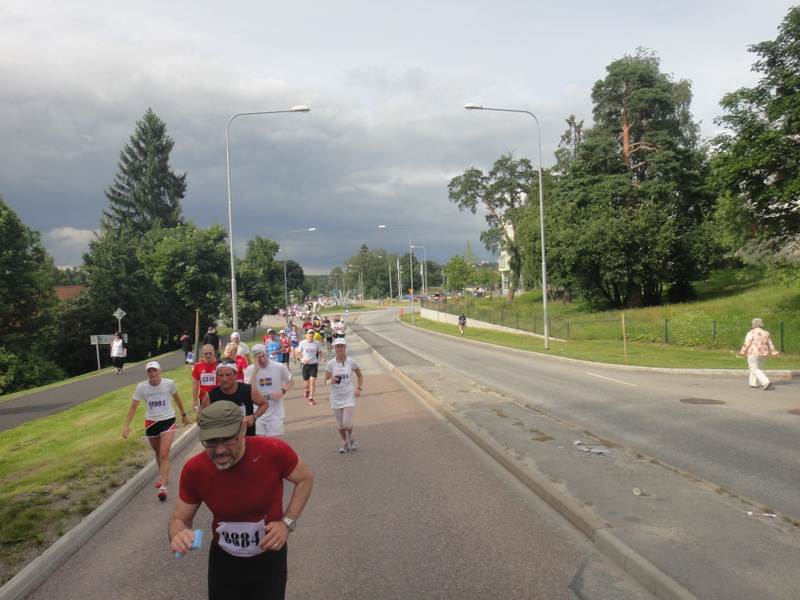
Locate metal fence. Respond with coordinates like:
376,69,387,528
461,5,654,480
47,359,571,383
422,300,795,354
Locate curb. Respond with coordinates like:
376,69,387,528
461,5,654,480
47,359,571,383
0,425,198,600
350,327,698,600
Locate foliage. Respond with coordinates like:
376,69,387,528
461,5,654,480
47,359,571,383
448,153,538,300
711,6,800,251
101,108,186,234
547,48,716,309
236,235,283,329
0,195,66,393
140,222,229,333
444,254,474,294
52,109,192,375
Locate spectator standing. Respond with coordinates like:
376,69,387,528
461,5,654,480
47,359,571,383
123,361,189,501
203,327,221,359
180,331,193,368
110,332,127,375
324,338,364,453
738,317,780,390
458,313,467,336
169,401,313,600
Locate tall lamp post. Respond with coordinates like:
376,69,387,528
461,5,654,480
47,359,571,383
378,225,415,323
411,245,427,298
283,227,316,321
347,265,364,302
226,105,310,332
378,255,393,305
464,103,550,349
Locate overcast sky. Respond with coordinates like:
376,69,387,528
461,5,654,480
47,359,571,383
1,1,795,274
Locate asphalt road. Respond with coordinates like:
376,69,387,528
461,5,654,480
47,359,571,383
5,310,800,599
353,310,800,520
20,330,650,600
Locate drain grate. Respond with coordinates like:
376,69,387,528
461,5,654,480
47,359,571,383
680,398,725,405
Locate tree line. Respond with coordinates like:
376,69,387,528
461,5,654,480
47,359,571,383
3,7,800,393
449,8,800,309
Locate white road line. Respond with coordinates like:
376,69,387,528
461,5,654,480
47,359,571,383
586,372,638,387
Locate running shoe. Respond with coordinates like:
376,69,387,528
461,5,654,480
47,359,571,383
158,487,167,501
304,390,309,399
155,478,162,488
348,438,358,451
339,440,350,454
308,397,316,406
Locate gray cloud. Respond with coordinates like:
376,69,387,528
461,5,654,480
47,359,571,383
0,0,794,271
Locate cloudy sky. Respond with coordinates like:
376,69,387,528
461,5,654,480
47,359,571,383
1,1,795,274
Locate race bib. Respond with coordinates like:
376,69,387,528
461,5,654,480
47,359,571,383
200,372,216,387
216,519,266,557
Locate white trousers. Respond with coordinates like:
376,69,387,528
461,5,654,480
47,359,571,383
747,355,770,387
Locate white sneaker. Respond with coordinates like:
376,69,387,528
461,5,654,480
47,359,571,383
339,440,349,454
348,438,358,451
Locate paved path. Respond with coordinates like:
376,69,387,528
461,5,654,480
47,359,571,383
17,331,649,600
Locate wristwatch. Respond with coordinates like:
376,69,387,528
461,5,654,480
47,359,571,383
282,516,296,532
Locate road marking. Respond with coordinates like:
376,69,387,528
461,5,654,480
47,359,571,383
586,372,638,387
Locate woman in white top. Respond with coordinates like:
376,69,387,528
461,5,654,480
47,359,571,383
324,338,363,453
110,331,127,374
122,361,189,501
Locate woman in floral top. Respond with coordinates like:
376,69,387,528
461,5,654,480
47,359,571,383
738,318,780,390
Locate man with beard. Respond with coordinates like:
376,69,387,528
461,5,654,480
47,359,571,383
169,401,313,600
201,360,268,437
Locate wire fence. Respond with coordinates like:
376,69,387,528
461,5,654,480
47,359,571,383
422,300,796,354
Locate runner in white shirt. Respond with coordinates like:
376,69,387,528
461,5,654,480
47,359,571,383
324,338,363,453
245,344,295,436
295,329,324,405
122,361,189,501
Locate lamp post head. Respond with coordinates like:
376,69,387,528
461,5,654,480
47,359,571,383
291,105,311,113
464,103,483,110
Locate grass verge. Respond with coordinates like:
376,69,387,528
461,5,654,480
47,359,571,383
0,364,196,584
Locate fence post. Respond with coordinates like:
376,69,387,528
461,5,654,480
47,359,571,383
780,321,785,353
713,320,716,340
664,319,669,344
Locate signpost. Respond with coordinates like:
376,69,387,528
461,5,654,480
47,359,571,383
113,308,126,332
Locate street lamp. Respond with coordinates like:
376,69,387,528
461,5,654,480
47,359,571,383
378,225,415,323
464,103,550,349
283,227,316,321
225,105,310,331
411,245,427,298
347,265,364,302
378,255,393,305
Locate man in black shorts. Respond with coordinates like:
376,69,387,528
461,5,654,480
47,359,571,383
294,329,324,406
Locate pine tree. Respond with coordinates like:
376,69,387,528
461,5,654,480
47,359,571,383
102,108,186,234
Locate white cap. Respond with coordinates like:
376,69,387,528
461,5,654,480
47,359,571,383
332,338,347,346
145,361,161,370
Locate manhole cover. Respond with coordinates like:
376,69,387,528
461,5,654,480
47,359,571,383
680,398,725,405
789,409,800,416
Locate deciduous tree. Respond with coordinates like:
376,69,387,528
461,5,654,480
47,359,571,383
711,6,800,251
